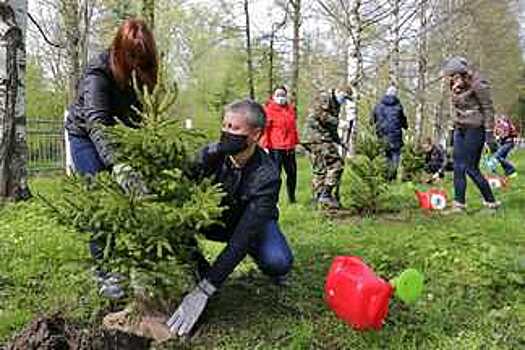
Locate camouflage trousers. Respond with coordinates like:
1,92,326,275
307,142,344,198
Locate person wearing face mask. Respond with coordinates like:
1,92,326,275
302,85,352,209
371,85,408,181
65,19,157,299
167,99,294,337
260,86,299,203
441,56,500,213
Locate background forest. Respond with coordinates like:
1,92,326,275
27,0,525,143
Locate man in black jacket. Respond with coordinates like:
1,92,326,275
372,85,408,181
167,99,294,336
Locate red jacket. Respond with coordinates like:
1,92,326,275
260,99,299,150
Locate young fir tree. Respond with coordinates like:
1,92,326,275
46,66,224,303
343,120,389,214
401,132,426,182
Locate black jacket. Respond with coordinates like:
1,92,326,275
191,145,280,287
424,144,446,175
372,95,408,150
66,50,141,167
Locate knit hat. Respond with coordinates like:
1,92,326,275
442,56,469,76
386,85,397,96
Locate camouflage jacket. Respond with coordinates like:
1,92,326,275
302,88,342,144
450,72,495,131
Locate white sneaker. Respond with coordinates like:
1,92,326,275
449,201,467,213
483,200,501,211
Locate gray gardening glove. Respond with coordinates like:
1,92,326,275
112,163,149,195
166,279,216,336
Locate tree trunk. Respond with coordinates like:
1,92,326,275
142,0,155,30
435,0,451,145
388,0,400,87
244,0,255,99
343,0,362,157
0,0,31,200
415,0,428,142
268,29,275,96
290,0,301,110
60,1,80,105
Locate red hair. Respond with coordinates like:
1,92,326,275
109,19,158,92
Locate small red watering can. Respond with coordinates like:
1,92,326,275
325,256,423,331
485,175,508,190
415,188,447,211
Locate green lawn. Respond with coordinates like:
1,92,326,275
1,152,524,349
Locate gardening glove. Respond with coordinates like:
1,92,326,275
112,163,149,195
485,131,498,153
166,279,216,336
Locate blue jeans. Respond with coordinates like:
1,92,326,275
494,141,515,175
69,135,109,261
453,128,495,204
69,135,106,175
386,148,401,181
204,220,293,278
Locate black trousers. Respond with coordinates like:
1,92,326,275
269,149,297,202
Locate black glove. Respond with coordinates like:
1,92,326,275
485,131,498,153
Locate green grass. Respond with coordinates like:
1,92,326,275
1,152,525,349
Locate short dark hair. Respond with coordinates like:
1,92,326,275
274,85,287,94
224,99,266,129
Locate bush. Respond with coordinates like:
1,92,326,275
401,133,426,182
343,121,390,214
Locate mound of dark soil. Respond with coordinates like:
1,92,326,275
5,314,152,350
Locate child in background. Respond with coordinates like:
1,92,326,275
492,114,518,177
422,137,446,183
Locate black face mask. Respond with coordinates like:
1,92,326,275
220,130,250,155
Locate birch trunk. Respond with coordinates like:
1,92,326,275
414,0,428,141
388,0,400,87
0,0,30,200
290,0,301,111
435,0,451,146
342,0,362,157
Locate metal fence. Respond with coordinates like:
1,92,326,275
27,119,65,174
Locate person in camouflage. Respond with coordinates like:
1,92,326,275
302,85,352,209
442,56,500,212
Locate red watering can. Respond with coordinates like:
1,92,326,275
415,189,447,211
485,175,508,190
325,256,423,331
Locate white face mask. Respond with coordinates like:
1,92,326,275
335,91,348,105
273,96,288,105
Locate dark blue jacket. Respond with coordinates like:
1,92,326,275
372,95,408,150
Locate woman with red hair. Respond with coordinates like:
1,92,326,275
66,18,158,176
65,19,158,299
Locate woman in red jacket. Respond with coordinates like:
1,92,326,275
261,86,299,203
